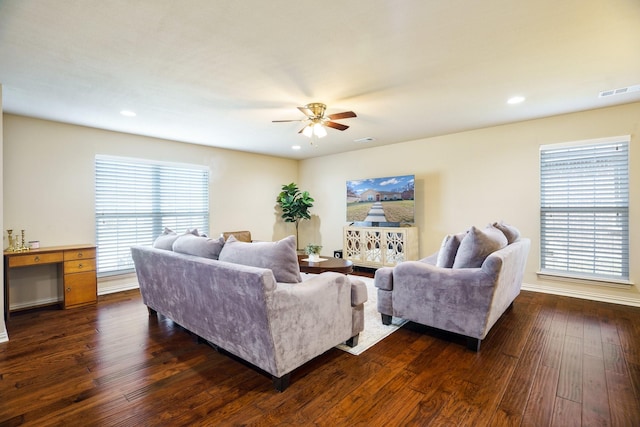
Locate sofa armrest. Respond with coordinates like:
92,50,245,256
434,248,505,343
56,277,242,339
349,277,368,306
374,267,394,291
267,272,353,377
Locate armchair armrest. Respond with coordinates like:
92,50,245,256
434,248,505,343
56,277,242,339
374,267,394,290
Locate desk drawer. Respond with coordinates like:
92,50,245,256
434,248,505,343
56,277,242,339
64,258,96,274
64,248,96,261
8,252,64,267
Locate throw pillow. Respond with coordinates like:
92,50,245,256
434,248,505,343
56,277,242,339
172,234,225,259
493,221,521,244
218,235,302,283
435,232,465,268
452,225,508,268
152,227,179,250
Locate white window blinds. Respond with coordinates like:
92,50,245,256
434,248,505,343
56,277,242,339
95,155,209,276
540,137,629,281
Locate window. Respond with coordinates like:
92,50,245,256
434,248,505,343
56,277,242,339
95,155,209,276
540,136,629,281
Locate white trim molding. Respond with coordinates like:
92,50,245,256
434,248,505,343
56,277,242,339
522,282,640,308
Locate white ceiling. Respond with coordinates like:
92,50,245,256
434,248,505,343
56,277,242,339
1,0,639,160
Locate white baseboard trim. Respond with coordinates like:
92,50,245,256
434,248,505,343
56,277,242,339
98,282,139,296
0,325,8,343
522,283,640,307
10,297,60,311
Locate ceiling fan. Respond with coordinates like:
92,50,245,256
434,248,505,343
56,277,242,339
273,102,357,138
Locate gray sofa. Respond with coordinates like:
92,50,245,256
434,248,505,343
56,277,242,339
131,234,366,391
374,223,530,351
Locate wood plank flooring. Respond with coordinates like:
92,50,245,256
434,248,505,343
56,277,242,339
1,287,639,426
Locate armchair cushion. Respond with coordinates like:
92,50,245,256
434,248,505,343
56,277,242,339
452,225,508,268
219,235,302,283
493,221,521,244
435,232,465,268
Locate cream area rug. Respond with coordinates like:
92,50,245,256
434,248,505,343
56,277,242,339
302,273,406,355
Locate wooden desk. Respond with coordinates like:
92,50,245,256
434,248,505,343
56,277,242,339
4,244,97,320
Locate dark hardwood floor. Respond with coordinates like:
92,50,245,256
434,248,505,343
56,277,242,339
1,284,639,426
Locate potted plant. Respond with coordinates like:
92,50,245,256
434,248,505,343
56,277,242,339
305,244,323,262
276,183,314,251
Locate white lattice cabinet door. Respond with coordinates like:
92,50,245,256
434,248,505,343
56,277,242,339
343,226,419,268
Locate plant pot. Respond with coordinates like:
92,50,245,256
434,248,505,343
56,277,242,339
308,253,321,262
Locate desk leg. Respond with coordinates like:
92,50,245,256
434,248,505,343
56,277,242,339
4,258,10,321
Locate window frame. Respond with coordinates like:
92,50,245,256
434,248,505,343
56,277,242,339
95,155,210,277
539,135,630,283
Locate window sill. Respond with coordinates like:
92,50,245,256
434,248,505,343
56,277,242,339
537,270,633,289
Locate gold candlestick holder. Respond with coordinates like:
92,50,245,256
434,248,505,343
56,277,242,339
5,229,30,252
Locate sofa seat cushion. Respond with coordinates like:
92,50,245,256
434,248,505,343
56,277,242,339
219,235,302,283
172,234,225,259
452,225,508,268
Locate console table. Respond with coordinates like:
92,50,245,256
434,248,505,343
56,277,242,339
3,244,97,320
343,225,419,268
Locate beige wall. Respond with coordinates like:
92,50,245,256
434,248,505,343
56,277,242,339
3,114,298,306
0,85,6,341
3,102,639,312
299,102,640,306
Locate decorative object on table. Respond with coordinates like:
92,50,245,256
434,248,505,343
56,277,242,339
276,182,314,251
305,244,322,262
5,229,30,252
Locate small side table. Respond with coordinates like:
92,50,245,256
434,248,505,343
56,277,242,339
297,255,353,275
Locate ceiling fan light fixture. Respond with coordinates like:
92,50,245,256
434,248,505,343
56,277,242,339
302,125,313,137
313,122,327,138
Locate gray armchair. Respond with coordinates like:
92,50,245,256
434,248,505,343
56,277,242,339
374,224,530,351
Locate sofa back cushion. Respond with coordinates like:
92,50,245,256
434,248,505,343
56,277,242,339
452,225,508,268
152,227,179,250
172,234,225,259
219,235,302,283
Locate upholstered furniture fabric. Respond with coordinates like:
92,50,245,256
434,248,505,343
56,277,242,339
172,234,225,259
435,232,465,268
131,245,365,390
219,235,302,283
452,225,508,268
493,221,521,244
152,227,179,250
374,230,530,350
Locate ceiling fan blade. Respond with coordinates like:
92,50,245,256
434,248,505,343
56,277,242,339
325,121,349,131
297,106,315,117
327,111,357,120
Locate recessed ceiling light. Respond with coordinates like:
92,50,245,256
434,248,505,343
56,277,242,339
292,145,301,150
120,110,137,117
507,96,525,105
354,137,375,143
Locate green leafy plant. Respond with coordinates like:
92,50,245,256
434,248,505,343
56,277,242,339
276,183,314,250
305,244,322,255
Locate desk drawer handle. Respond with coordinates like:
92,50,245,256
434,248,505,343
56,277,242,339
66,287,71,292
78,253,83,258
34,256,40,262
78,263,83,268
